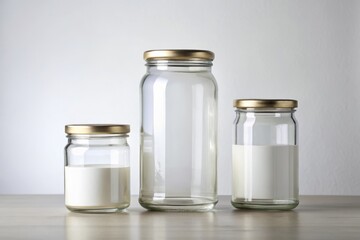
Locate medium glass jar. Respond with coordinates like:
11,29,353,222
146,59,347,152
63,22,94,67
139,49,218,211
64,124,130,213
232,99,299,210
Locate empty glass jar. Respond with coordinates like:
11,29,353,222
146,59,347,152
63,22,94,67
64,124,130,213
139,49,218,211
232,99,299,210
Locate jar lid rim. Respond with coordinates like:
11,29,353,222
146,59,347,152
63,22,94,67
144,49,214,61
65,124,130,135
233,99,298,109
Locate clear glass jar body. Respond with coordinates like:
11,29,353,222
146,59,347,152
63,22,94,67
232,108,299,210
64,134,130,213
139,60,218,211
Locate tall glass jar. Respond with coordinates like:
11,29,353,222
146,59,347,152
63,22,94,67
64,124,130,213
139,49,218,211
232,99,299,210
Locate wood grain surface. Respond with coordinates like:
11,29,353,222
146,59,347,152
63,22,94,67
0,195,359,239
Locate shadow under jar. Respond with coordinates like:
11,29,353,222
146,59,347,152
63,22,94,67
232,99,299,210
64,124,130,213
139,49,218,211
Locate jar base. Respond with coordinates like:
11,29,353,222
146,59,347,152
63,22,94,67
139,197,217,211
231,199,299,210
66,203,129,213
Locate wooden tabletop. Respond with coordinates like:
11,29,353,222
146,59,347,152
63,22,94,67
0,195,359,239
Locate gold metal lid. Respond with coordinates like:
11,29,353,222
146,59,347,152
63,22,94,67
65,124,130,135
144,49,215,61
233,99,298,109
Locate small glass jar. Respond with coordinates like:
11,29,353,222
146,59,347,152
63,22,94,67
139,49,218,211
64,124,130,213
232,99,299,210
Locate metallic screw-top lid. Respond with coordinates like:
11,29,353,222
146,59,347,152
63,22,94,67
233,99,298,109
65,124,130,135
144,49,215,61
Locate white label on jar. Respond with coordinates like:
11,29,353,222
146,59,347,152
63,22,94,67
232,145,298,200
65,165,130,208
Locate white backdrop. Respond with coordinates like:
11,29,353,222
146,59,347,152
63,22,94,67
0,0,359,195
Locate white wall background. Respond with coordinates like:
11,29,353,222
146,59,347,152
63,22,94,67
0,0,359,195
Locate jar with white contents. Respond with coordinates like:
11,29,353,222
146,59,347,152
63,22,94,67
232,99,299,210
64,124,130,213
